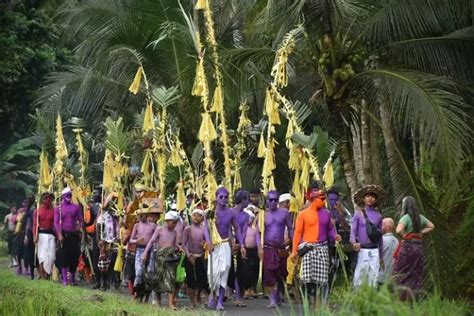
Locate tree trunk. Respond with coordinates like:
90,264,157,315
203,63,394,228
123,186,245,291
338,139,359,206
361,103,373,184
370,118,381,185
351,124,364,185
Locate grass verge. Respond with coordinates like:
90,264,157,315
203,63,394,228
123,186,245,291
0,263,212,316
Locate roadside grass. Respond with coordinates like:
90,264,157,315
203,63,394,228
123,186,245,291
0,263,212,316
280,282,471,316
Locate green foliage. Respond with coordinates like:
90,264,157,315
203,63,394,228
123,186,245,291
0,136,39,212
0,265,209,315
0,1,72,142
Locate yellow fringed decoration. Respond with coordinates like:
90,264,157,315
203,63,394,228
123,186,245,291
55,115,68,161
140,150,152,176
210,85,224,113
288,145,300,171
323,158,334,189
114,244,123,272
143,101,154,134
195,0,208,10
269,175,276,191
207,174,218,202
169,149,184,167
264,89,281,125
39,150,52,190
198,112,217,142
209,218,223,245
129,66,144,95
257,133,266,158
191,59,206,97
176,180,186,211
102,151,114,191
300,156,309,187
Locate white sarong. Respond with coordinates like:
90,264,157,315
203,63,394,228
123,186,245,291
207,242,231,292
38,233,56,275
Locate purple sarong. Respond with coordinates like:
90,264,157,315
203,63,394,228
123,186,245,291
393,241,424,300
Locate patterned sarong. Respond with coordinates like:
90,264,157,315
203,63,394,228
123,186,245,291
394,240,424,300
145,247,179,293
300,242,329,285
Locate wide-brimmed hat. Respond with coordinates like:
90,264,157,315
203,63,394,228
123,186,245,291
353,184,385,207
135,201,162,215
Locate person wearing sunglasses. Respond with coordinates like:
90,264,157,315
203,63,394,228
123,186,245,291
54,187,84,286
205,187,243,311
257,190,294,308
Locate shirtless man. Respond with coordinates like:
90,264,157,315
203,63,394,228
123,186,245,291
143,212,181,309
232,189,251,307
205,187,244,311
182,209,208,307
258,190,294,308
129,208,158,297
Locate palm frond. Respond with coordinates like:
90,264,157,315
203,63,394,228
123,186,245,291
345,69,472,196
382,26,474,81
364,0,472,46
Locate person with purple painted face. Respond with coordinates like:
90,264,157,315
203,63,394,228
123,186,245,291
257,190,294,308
54,187,84,286
204,187,243,311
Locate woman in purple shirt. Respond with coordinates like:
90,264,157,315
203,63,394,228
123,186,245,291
54,187,84,286
350,185,384,288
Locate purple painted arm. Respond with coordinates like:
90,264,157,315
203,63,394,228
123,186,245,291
53,206,61,236
350,211,359,244
286,211,294,241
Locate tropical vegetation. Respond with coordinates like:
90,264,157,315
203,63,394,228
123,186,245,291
0,0,473,302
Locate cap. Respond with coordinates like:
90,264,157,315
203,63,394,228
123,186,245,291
61,187,72,196
279,193,291,203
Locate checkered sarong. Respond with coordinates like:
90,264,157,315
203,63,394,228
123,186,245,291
98,254,110,272
300,242,329,285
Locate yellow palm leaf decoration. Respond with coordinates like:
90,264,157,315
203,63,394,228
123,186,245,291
129,66,144,95
198,112,217,142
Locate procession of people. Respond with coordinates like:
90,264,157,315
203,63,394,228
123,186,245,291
2,181,435,311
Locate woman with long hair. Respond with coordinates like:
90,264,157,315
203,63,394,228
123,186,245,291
393,196,435,300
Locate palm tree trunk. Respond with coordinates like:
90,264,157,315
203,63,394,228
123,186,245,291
361,105,373,184
370,118,381,185
338,139,359,205
351,125,364,185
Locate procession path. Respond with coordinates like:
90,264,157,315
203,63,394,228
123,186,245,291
0,257,300,315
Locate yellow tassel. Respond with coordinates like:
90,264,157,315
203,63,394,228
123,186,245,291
257,133,266,158
264,89,281,125
192,59,206,97
198,112,217,142
300,156,309,187
143,101,154,133
140,150,152,176
323,158,334,188
39,150,52,190
114,245,123,272
169,149,184,167
102,151,114,191
269,175,276,191
207,173,218,201
129,66,144,95
55,114,68,161
288,145,300,171
210,85,224,113
176,180,186,211
209,218,223,245
195,0,208,10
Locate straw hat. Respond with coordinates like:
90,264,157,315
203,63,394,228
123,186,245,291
353,184,385,207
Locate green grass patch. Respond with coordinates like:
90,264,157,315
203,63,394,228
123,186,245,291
281,283,471,316
0,241,8,258
0,265,212,316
